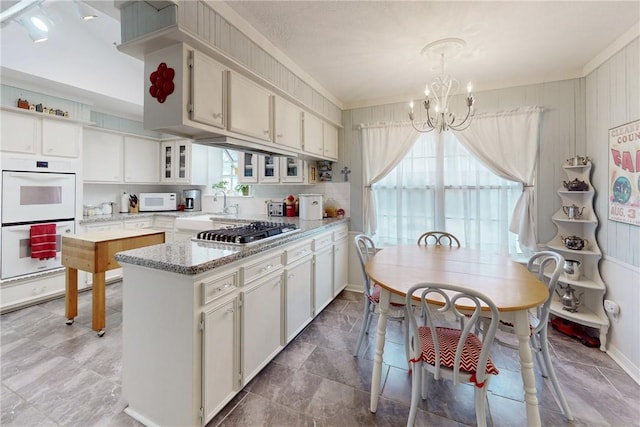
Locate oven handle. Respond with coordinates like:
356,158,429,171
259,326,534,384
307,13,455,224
6,172,73,181
3,223,74,232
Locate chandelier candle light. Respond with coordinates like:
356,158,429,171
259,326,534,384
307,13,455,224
409,38,475,133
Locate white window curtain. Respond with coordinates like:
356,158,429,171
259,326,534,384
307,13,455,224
372,132,522,255
360,122,418,234
452,106,543,250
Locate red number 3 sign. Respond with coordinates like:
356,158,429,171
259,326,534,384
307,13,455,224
149,62,175,104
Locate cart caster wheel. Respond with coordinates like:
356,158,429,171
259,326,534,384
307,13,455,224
97,329,105,337
65,319,74,325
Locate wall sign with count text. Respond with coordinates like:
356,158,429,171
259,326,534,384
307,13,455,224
608,119,639,226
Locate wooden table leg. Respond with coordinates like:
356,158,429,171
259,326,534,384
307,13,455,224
370,288,390,413
64,267,78,324
92,272,106,336
514,310,541,427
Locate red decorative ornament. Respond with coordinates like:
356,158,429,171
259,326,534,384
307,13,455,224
149,62,175,104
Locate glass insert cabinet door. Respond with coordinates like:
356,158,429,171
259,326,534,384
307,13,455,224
238,152,258,183
280,157,304,183
259,156,280,183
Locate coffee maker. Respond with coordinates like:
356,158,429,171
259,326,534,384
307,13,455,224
183,189,201,211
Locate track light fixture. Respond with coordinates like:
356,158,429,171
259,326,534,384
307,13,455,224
18,6,53,43
74,0,97,21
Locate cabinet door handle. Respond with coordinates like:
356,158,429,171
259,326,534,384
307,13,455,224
277,133,283,138
212,112,222,119
225,308,234,314
260,264,274,273
287,273,295,279
263,130,270,135
295,249,309,256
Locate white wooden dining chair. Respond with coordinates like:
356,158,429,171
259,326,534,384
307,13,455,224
353,234,408,359
405,282,500,427
416,231,460,247
491,251,574,420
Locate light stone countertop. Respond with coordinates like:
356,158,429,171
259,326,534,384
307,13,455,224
114,217,349,276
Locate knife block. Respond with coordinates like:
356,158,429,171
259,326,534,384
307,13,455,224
129,203,139,214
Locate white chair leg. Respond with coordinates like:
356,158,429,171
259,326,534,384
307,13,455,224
353,298,371,356
530,333,548,377
421,368,428,399
404,308,411,371
407,362,422,427
540,326,574,420
474,386,488,427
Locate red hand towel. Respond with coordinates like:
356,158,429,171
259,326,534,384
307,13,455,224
30,224,57,260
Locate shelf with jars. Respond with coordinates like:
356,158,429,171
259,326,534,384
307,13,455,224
546,156,609,351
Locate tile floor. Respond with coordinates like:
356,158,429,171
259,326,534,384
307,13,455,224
1,282,639,426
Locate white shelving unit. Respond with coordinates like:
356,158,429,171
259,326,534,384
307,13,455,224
546,159,609,351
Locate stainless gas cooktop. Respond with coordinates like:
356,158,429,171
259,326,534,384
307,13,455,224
192,221,300,245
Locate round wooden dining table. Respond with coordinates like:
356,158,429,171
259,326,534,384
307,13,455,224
365,244,549,427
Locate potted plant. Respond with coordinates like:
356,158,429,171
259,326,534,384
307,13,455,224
212,180,228,193
235,184,250,196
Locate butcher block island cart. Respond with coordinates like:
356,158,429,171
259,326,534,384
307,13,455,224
61,228,166,336
114,218,348,427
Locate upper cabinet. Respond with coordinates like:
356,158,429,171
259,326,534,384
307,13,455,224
1,107,82,158
303,113,338,160
302,113,324,157
274,96,302,150
124,136,160,183
83,128,124,182
1,109,39,154
42,120,82,158
190,50,225,129
160,140,208,185
228,72,272,142
142,43,340,162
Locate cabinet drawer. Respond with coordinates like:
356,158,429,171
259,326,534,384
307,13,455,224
154,216,175,229
84,221,122,232
242,252,283,285
312,232,333,251
333,225,348,241
202,271,239,305
124,218,153,229
283,239,313,265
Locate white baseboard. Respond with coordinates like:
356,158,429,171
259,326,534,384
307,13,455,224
606,345,640,385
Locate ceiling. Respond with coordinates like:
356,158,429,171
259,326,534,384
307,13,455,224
1,1,639,117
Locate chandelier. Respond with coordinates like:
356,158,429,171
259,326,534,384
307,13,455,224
409,38,475,133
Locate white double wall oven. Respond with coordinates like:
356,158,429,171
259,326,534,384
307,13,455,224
1,158,77,280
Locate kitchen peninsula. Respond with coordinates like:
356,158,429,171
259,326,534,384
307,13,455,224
115,217,348,426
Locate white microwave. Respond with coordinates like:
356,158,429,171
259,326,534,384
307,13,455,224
138,193,177,212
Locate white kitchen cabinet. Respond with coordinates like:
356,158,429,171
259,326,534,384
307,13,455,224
332,231,348,296
283,238,313,342
547,159,609,351
83,128,124,182
124,135,160,183
302,112,339,161
303,112,324,157
123,217,154,230
202,295,239,421
274,96,302,150
153,216,176,243
237,152,258,184
1,109,39,154
228,72,272,142
313,231,335,315
241,270,283,384
42,119,82,158
280,157,305,183
190,49,226,129
323,122,339,160
160,139,207,184
82,220,124,285
258,155,280,183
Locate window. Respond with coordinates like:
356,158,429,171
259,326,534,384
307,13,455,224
221,149,238,192
372,131,522,255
